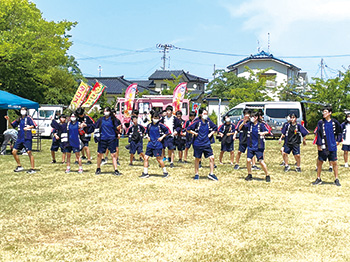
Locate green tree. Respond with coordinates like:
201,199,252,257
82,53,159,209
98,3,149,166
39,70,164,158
207,68,273,108
161,74,183,95
0,0,82,104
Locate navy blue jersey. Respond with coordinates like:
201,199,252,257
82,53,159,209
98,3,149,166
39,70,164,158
315,118,342,151
218,123,236,144
94,116,121,141
11,116,36,141
187,119,217,147
245,122,268,150
146,123,170,149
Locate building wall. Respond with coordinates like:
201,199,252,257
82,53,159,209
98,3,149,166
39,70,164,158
207,100,230,126
152,78,205,93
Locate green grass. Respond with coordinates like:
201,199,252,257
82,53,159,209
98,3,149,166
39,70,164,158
1,137,350,261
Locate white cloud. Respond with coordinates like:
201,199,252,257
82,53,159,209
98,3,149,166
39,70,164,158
223,0,350,46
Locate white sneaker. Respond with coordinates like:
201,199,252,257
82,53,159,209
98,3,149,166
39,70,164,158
65,168,70,173
345,163,349,168
78,168,83,174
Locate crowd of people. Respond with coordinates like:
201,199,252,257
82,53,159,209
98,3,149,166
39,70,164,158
1,105,348,186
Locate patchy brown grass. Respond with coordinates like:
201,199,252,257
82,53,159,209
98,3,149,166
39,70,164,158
1,137,350,261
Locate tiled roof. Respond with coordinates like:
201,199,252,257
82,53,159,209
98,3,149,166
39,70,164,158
227,50,301,71
149,70,208,83
85,76,158,95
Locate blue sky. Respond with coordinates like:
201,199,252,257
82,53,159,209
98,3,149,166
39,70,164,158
32,0,350,82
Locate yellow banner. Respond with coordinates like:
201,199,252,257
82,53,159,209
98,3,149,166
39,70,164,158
69,81,90,110
82,82,106,108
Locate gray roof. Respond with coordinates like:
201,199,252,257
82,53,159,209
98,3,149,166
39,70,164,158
149,70,208,83
85,76,158,95
188,90,204,101
227,50,301,71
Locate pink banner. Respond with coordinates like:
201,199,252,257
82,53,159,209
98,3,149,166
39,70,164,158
172,82,187,113
124,83,138,117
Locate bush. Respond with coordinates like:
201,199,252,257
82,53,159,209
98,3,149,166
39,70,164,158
209,110,217,125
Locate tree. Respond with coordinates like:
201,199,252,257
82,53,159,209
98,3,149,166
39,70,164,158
0,0,83,104
161,74,183,95
207,68,273,108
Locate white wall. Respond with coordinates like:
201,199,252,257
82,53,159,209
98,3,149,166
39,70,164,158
207,100,230,126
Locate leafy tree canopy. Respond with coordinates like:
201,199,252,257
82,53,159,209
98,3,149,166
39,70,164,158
0,0,83,104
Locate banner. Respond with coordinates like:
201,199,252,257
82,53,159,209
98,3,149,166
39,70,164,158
172,82,187,113
192,103,200,116
82,81,106,108
69,81,91,110
124,83,138,118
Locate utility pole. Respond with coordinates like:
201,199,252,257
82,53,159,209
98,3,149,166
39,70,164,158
320,59,324,80
98,65,102,77
156,44,173,70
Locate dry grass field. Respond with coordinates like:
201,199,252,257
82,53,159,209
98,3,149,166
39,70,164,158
1,136,350,261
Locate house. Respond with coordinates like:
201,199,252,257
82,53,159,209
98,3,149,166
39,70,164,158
227,50,308,100
85,76,158,103
203,97,230,126
148,70,208,93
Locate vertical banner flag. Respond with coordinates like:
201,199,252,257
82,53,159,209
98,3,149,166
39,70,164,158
192,103,200,116
82,81,106,108
124,83,138,118
172,82,187,113
69,81,91,110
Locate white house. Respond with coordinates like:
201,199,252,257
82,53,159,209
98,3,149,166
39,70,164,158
204,97,230,126
227,51,308,100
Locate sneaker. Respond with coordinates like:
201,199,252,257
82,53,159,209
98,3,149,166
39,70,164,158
219,162,223,165
101,159,107,166
296,167,302,172
86,160,92,165
114,170,122,176
163,172,169,178
27,169,36,174
265,176,271,182
14,166,24,172
129,163,133,166
234,164,240,170
312,178,322,185
139,172,149,178
208,173,218,181
284,165,290,172
214,164,217,168
334,178,341,187
117,160,121,166
345,163,349,168
168,157,171,162
184,160,188,164
104,157,108,162
170,163,174,168
65,168,70,174
194,174,199,180
81,156,87,160
329,166,333,172
74,161,79,165
199,163,202,169
95,168,101,175
51,160,56,164
0,152,5,155
245,174,253,181
280,161,285,166
163,157,167,162
139,157,143,162
252,165,261,171
178,159,183,163
78,168,83,174
22,152,28,156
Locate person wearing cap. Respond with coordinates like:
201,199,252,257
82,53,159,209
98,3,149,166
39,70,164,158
4,107,37,174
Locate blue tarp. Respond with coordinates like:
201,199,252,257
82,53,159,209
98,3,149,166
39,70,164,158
0,90,39,110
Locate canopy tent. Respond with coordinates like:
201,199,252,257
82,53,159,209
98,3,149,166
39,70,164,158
0,90,39,110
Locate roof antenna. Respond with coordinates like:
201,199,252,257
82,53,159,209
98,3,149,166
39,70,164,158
268,33,270,54
257,40,261,53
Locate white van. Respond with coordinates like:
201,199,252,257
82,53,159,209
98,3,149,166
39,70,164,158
223,101,306,136
29,105,65,137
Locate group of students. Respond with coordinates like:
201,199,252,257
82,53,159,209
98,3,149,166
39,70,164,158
3,105,349,186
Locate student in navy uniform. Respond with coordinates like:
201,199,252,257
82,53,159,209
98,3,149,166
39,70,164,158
174,110,186,163
127,115,146,165
280,113,309,172
278,115,291,167
234,109,257,170
244,111,270,182
218,116,236,165
341,113,350,168
187,109,218,181
76,107,95,164
313,106,342,186
140,111,170,178
161,105,182,168
50,114,67,164
51,113,85,174
94,107,122,176
183,111,196,163
4,107,36,174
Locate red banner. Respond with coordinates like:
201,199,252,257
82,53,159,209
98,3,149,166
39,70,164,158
124,83,138,118
82,81,106,108
172,82,187,113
